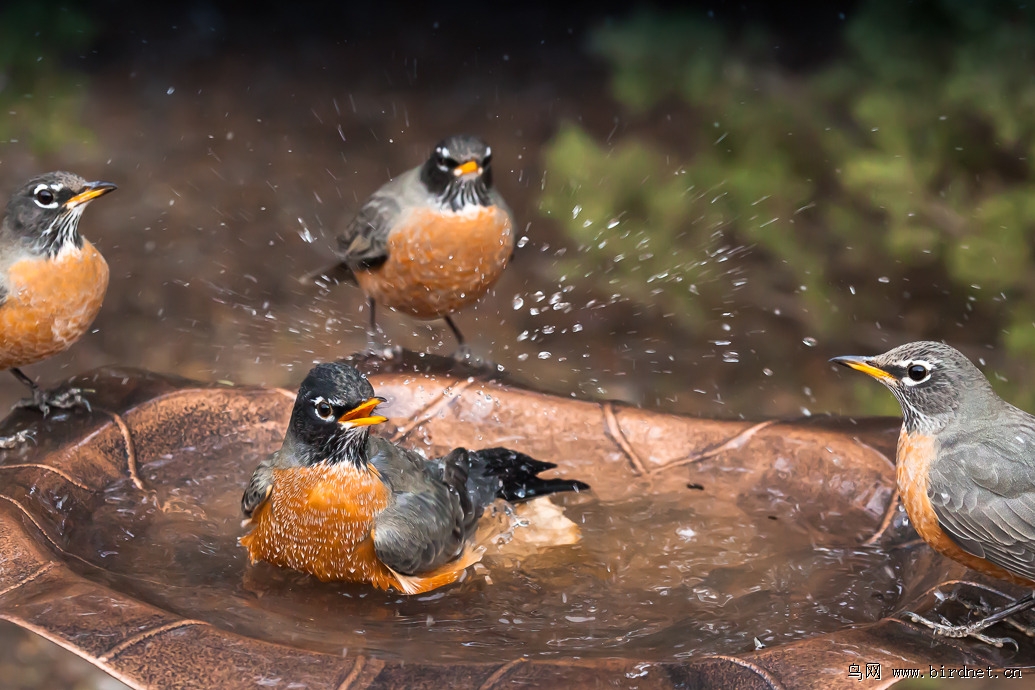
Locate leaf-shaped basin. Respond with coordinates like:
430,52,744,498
0,360,1030,689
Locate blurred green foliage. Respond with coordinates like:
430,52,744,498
0,3,96,151
540,0,1035,411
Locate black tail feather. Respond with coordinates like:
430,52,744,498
299,262,356,287
470,447,589,503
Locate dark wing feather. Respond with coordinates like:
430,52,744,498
929,407,1035,581
241,450,278,517
372,489,466,575
335,191,399,271
368,439,467,575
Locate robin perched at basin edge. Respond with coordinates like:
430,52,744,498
0,172,116,447
239,361,587,594
832,341,1035,647
310,134,514,350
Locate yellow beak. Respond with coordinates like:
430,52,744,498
338,397,388,428
454,160,480,176
65,181,118,209
830,356,897,384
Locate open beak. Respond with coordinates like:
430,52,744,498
65,181,118,209
338,396,388,428
830,355,897,384
453,160,481,176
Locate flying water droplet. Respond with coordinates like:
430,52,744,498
297,218,314,243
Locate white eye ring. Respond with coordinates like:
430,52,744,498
32,184,60,209
312,397,335,420
435,149,454,171
901,360,933,386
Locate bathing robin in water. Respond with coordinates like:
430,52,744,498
309,134,513,350
0,172,116,447
833,341,1035,646
240,361,587,594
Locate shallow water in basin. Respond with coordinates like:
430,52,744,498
60,434,901,664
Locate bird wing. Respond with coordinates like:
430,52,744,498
241,453,276,518
335,170,417,271
929,407,1035,581
241,447,300,518
487,188,517,264
368,439,468,576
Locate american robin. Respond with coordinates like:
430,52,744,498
239,361,588,594
312,134,514,349
832,341,1035,646
0,171,116,446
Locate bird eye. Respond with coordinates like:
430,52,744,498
433,149,457,169
907,363,929,382
482,154,492,168
33,188,56,207
314,401,334,420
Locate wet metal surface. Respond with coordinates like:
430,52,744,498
0,367,1031,688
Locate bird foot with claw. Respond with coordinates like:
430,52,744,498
953,593,1035,638
903,609,1019,649
0,428,35,449
451,344,475,363
452,347,502,374
15,386,92,417
362,343,401,361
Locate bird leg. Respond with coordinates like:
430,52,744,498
10,368,91,416
0,428,34,449
443,315,473,362
902,591,1035,649
361,299,398,359
367,297,381,340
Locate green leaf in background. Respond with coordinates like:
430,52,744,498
0,3,96,152
542,0,1035,412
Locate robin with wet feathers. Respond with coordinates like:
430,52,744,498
833,341,1035,646
312,134,514,350
240,361,588,594
0,172,116,446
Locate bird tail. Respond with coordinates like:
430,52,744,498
469,447,589,503
298,262,357,287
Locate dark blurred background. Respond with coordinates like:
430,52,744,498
0,1,1030,686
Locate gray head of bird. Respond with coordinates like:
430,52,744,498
831,340,1002,435
3,171,116,257
420,134,494,211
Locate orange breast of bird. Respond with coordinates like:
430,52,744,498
0,241,109,370
897,429,1035,587
355,205,513,319
240,461,483,594
240,462,401,588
